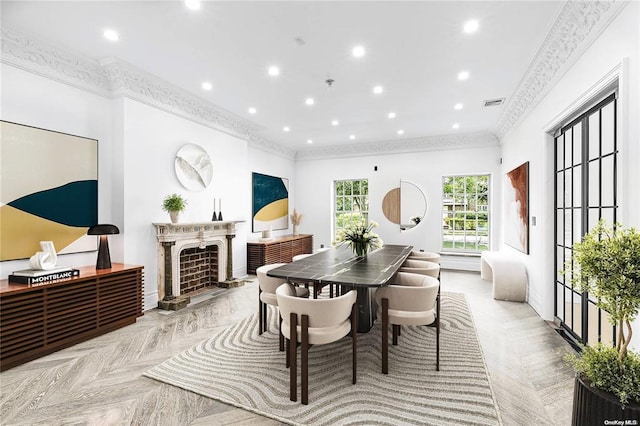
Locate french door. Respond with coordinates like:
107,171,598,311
554,92,617,346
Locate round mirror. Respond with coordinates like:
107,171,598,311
400,180,427,230
382,181,427,230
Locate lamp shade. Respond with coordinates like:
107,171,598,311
87,224,120,235
87,224,119,269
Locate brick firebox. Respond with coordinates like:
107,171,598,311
179,245,218,294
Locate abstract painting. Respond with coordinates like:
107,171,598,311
252,172,288,232
0,121,98,261
505,161,529,254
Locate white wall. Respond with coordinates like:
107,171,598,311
500,2,640,347
294,145,502,265
0,64,114,276
119,99,251,309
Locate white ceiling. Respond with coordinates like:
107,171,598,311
2,1,564,154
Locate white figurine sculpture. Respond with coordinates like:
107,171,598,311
29,241,58,270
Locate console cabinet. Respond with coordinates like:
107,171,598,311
247,234,313,274
0,264,144,371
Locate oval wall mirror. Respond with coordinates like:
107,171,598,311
382,180,427,231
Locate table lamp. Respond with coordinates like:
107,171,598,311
87,224,120,269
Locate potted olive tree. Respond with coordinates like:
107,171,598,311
162,193,187,223
565,219,640,424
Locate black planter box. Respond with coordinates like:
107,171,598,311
572,375,640,426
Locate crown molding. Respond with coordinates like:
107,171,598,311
1,26,112,96
496,0,628,139
1,26,296,160
296,131,500,161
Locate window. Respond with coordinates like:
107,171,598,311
441,175,490,252
334,179,369,237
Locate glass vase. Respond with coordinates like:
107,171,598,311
351,240,369,257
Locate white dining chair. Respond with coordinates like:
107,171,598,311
257,263,309,351
375,271,440,373
276,284,358,405
399,258,440,279
408,251,441,264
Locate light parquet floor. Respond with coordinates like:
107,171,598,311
0,270,575,425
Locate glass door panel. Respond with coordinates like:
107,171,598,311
554,92,617,346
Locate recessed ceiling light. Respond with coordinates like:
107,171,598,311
373,85,384,94
283,126,290,132
307,139,313,144
185,0,201,11
267,66,280,76
248,107,257,114
463,19,479,33
388,112,396,119
458,71,470,81
349,135,355,140
452,123,460,129
201,81,212,91
305,98,315,106
397,129,404,135
352,45,365,58
103,29,119,41
454,103,463,110
331,120,339,126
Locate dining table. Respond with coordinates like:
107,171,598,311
267,244,413,332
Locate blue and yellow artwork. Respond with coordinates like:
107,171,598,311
252,172,289,232
0,121,98,261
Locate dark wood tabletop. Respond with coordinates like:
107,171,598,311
267,244,412,287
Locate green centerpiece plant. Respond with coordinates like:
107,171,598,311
162,193,187,223
564,219,640,418
333,219,383,257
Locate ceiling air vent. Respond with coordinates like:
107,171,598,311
483,98,505,107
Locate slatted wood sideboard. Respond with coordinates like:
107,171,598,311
0,264,144,371
247,234,313,274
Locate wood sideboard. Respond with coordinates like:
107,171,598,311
0,263,144,371
247,234,313,274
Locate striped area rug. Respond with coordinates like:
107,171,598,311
144,292,501,425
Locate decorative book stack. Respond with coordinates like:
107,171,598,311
8,266,80,285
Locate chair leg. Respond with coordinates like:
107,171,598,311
382,298,389,374
285,338,290,368
289,312,297,402
279,315,284,352
436,293,441,371
258,288,263,335
392,325,399,345
351,304,357,384
301,314,309,405
330,284,334,298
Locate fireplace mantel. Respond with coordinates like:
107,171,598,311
153,221,242,242
152,220,244,309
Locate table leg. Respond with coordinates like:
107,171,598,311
343,286,376,333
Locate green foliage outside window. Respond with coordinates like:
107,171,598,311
334,179,369,238
442,175,490,252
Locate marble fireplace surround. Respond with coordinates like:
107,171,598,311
153,221,242,306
